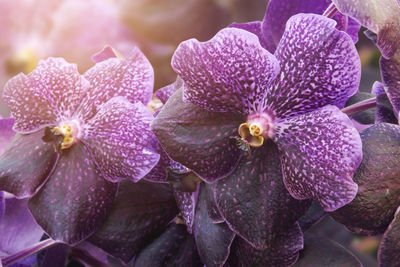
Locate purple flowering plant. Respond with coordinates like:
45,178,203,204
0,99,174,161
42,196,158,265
0,0,400,266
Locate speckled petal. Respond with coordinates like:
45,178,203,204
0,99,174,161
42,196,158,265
378,208,400,266
0,118,15,155
3,58,90,133
0,192,3,221
171,27,280,114
331,123,400,235
227,223,303,267
83,97,159,182
264,0,360,46
174,189,196,233
154,77,183,105
266,14,361,119
274,105,362,212
347,17,361,43
372,81,397,124
28,143,117,245
332,0,400,58
77,47,154,120
294,233,362,266
134,223,203,267
214,141,311,249
0,131,59,198
194,183,235,267
381,52,400,117
230,21,276,53
151,88,244,183
89,180,178,263
143,144,172,183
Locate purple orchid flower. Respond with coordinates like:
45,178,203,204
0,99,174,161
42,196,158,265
331,0,400,58
152,14,363,248
231,0,360,53
0,47,160,245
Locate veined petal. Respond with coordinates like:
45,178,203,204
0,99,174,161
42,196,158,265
172,27,280,114
3,58,90,133
378,207,400,266
0,131,58,198
28,143,118,245
214,141,311,249
332,0,400,58
274,105,362,212
331,123,400,235
227,223,303,267
83,97,159,182
151,88,244,183
266,14,361,119
77,47,154,120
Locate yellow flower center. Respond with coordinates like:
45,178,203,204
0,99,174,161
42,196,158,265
238,123,264,148
53,120,81,149
249,123,263,136
236,112,275,149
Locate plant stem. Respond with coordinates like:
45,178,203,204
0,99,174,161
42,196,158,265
341,97,377,116
1,238,57,266
323,3,338,18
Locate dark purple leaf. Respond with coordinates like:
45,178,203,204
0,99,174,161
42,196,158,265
134,223,203,267
227,223,303,267
294,234,362,267
89,180,178,263
194,183,235,267
298,201,326,232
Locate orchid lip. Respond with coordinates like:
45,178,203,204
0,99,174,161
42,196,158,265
53,119,82,149
238,112,275,148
